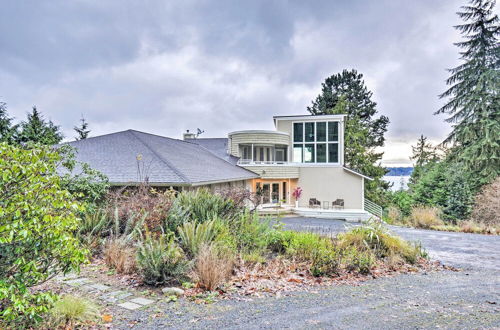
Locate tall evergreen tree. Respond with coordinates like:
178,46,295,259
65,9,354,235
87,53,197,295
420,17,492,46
436,0,500,185
74,116,90,140
17,106,63,145
0,102,17,143
308,70,390,203
409,135,439,185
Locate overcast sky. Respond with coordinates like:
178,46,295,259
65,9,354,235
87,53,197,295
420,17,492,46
0,0,468,166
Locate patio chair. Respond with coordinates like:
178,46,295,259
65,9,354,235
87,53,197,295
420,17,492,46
309,198,321,208
332,199,344,210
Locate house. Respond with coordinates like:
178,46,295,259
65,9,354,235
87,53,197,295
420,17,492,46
64,114,375,221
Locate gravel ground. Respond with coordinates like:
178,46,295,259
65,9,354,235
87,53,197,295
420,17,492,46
114,218,500,329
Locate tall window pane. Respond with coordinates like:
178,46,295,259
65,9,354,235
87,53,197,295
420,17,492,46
293,144,303,162
317,143,326,162
304,144,315,163
328,143,339,163
305,122,315,142
328,122,339,141
293,123,303,142
317,122,326,141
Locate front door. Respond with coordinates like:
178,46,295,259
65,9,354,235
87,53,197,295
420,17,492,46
258,181,287,205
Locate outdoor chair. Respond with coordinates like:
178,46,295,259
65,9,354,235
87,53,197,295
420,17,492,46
309,198,321,208
332,199,344,210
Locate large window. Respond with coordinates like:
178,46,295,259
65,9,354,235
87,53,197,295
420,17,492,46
292,121,340,163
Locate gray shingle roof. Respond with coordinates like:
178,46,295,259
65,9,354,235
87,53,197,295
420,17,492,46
185,138,239,165
63,130,258,185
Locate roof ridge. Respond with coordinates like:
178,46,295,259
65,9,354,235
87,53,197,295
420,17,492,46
128,129,197,145
128,130,192,184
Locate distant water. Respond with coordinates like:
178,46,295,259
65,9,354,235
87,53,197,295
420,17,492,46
384,176,410,191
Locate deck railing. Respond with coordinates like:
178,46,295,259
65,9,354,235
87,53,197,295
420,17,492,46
364,198,383,219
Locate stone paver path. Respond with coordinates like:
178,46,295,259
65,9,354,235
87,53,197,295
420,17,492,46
55,274,157,311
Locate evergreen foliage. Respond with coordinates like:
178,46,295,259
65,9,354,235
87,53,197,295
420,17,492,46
16,106,64,145
0,102,17,143
436,0,500,186
307,70,390,203
74,116,90,140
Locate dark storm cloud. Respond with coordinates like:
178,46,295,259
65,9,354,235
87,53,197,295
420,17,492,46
0,0,465,164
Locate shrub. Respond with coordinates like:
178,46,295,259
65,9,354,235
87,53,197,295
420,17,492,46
229,212,273,253
193,244,234,291
337,221,426,265
103,238,137,274
108,185,175,233
388,190,414,216
282,231,339,276
177,220,219,258
469,177,500,226
48,295,99,329
0,144,87,324
385,206,402,225
136,234,189,286
173,189,242,223
77,208,112,252
59,145,110,210
409,206,444,229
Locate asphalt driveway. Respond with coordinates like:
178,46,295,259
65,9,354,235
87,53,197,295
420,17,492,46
116,217,500,329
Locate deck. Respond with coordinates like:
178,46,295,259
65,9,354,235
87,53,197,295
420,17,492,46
257,205,372,222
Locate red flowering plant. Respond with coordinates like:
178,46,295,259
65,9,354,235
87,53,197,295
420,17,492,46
292,187,302,200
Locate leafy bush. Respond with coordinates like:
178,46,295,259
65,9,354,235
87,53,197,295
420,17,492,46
409,206,444,229
77,208,112,252
136,234,189,286
48,295,99,329
103,238,137,274
229,212,273,253
284,231,340,276
0,143,87,324
193,244,234,291
387,190,414,216
385,206,402,225
469,177,500,226
58,145,109,212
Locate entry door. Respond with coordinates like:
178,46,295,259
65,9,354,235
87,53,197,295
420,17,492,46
271,183,280,203
262,184,270,204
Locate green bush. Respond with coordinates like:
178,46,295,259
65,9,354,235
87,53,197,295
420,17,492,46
284,231,339,276
0,143,87,324
337,221,426,264
136,234,189,286
229,212,273,254
171,189,243,224
177,219,220,257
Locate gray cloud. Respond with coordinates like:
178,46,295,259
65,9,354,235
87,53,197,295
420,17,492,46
0,0,465,164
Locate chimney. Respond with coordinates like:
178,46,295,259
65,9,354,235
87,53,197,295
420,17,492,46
183,129,196,140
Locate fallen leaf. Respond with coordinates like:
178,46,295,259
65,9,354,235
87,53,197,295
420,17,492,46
102,314,113,323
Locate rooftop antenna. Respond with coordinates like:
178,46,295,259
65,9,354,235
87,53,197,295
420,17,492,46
196,128,205,137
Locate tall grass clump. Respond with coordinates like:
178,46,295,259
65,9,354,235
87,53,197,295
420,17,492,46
409,206,444,229
193,244,235,291
48,295,99,329
337,221,427,264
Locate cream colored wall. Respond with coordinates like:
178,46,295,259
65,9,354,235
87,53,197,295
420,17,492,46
183,179,251,192
241,165,300,179
228,132,289,157
297,167,363,209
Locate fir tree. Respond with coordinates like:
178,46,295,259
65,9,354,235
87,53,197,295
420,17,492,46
17,106,63,145
436,0,500,185
74,116,90,140
0,102,17,143
409,135,439,185
308,70,390,203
